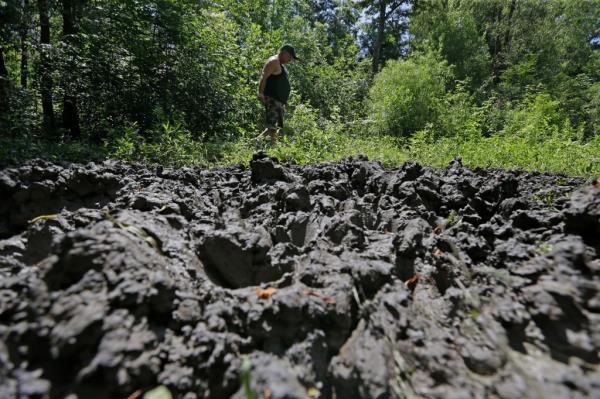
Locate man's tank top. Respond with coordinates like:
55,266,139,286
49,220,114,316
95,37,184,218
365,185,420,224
264,61,290,104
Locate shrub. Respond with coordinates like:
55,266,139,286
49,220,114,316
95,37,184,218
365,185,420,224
368,51,453,137
417,83,484,142
502,92,584,143
586,82,600,138
108,120,207,167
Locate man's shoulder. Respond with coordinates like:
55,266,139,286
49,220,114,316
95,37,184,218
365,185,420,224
266,55,279,64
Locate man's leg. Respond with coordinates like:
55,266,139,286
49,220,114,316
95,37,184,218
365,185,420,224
262,97,281,144
259,127,277,143
274,103,284,142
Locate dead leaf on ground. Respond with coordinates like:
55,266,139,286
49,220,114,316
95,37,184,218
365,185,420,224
29,214,58,223
303,288,336,304
127,389,143,399
433,248,444,257
593,176,600,187
433,225,443,235
255,287,277,299
263,387,273,398
404,274,420,289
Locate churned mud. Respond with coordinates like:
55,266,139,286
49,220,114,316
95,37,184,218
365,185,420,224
1,152,599,399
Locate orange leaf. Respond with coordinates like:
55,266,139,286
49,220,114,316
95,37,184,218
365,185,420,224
255,287,277,299
322,296,336,305
303,288,336,305
127,389,143,399
404,274,420,288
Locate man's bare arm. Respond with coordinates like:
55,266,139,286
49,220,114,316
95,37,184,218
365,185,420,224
258,59,277,101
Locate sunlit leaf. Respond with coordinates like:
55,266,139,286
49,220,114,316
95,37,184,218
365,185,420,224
29,214,58,223
143,386,172,399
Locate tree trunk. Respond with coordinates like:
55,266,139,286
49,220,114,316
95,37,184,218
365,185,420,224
61,0,81,139
488,3,503,84
0,47,8,82
490,0,517,83
38,0,55,134
372,0,387,74
503,0,517,55
20,0,29,88
0,46,9,118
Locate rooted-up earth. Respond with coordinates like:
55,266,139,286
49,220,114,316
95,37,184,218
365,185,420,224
1,152,599,399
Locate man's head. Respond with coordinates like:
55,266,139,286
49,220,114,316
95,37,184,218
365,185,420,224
279,44,298,63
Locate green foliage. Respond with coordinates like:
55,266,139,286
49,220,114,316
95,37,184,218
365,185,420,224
409,127,600,177
419,84,484,142
410,0,491,89
143,386,172,399
213,102,406,166
1,0,366,144
586,82,600,137
0,136,108,168
240,358,256,399
502,92,584,143
270,102,347,163
108,119,207,167
268,102,405,165
369,51,453,137
1,0,599,181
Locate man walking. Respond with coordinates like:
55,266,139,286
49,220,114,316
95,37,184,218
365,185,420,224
257,44,298,143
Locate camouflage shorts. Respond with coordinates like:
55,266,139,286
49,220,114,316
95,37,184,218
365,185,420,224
264,96,284,129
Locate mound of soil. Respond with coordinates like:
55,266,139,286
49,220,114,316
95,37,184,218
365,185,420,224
1,152,599,399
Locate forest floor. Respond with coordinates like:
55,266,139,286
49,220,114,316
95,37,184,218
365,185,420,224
1,153,599,398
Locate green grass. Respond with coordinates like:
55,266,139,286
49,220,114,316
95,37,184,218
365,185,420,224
212,127,600,177
2,127,600,178
408,132,600,176
0,136,110,167
211,130,408,167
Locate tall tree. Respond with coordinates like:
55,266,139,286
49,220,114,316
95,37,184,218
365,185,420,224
38,0,55,133
0,0,16,118
0,48,7,81
0,46,8,118
358,0,411,74
20,0,30,88
482,0,517,83
61,0,81,138
409,0,491,90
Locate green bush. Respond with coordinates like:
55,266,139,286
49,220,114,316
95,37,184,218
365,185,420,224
108,120,207,167
410,3,491,90
586,82,600,137
502,92,584,142
417,84,484,142
0,136,108,167
408,124,600,177
368,51,453,137
269,102,347,163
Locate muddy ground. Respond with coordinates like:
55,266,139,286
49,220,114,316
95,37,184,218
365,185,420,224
0,152,599,399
